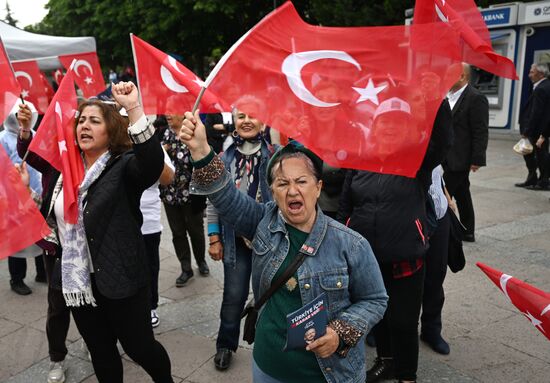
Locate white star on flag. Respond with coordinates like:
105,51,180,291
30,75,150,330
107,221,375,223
352,79,387,105
21,89,29,98
84,77,94,85
58,140,67,155
524,311,545,333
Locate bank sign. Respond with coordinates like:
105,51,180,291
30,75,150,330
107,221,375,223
522,2,550,24
482,8,512,26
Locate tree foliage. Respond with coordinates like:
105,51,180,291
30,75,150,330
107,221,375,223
25,0,526,76
4,1,17,26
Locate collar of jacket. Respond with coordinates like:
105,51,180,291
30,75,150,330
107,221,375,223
267,205,328,257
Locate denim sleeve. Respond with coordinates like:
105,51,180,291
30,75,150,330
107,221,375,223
190,155,267,240
337,237,388,334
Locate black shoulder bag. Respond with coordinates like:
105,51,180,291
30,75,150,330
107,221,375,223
241,252,307,344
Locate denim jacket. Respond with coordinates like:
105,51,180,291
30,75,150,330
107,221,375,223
207,141,273,268
191,159,388,383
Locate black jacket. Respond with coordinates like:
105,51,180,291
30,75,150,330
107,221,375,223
520,78,550,139
337,100,453,264
83,137,163,299
38,136,163,299
444,85,489,171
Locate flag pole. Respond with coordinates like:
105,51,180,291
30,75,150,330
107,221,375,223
191,87,206,113
129,33,143,108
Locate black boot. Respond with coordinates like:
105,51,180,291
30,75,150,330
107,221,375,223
515,172,538,187
366,357,395,383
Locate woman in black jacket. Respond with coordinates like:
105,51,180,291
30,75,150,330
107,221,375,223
18,82,173,383
338,99,453,383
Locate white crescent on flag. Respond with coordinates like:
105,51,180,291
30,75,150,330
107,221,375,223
73,60,94,77
15,71,33,86
160,56,189,93
281,50,361,108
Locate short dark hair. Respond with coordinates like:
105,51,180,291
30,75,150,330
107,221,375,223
75,100,131,156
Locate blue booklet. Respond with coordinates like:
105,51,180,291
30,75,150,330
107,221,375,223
284,292,328,351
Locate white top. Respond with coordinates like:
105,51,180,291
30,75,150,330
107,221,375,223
428,165,448,220
54,186,94,271
447,84,468,110
140,148,174,235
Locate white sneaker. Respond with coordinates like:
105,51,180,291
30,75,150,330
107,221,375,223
47,361,65,383
151,309,160,328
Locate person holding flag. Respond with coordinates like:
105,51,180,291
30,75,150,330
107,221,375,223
20,81,173,383
179,109,388,383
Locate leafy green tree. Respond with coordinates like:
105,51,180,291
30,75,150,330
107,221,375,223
4,1,17,26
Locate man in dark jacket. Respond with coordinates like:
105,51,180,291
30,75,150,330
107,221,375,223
516,63,550,190
443,63,489,242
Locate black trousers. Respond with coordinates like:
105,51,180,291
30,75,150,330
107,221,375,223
163,203,205,273
374,263,425,381
71,278,173,383
44,253,71,362
8,254,45,282
444,170,475,236
523,137,549,186
421,211,450,337
143,232,161,309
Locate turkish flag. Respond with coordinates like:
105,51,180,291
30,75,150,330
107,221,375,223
205,2,461,177
413,0,517,80
59,52,105,98
28,67,84,224
40,71,55,102
477,262,550,341
131,34,225,115
0,147,50,259
12,60,49,114
0,38,21,124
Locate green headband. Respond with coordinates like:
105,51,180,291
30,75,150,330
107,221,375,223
266,140,323,184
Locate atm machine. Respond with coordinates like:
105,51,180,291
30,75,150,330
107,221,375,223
476,2,550,131
407,2,550,131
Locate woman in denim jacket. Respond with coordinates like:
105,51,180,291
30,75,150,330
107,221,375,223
208,97,275,370
180,110,388,383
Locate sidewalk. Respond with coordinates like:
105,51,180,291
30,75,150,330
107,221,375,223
1,134,549,382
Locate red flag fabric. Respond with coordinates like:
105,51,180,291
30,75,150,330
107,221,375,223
0,38,21,124
131,34,225,115
59,52,105,98
40,71,56,102
0,147,50,259
205,2,461,176
414,0,517,80
12,60,49,114
477,262,550,341
28,67,84,224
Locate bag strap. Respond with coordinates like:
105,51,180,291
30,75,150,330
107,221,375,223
254,252,307,310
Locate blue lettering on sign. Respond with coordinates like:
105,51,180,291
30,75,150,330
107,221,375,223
481,8,511,26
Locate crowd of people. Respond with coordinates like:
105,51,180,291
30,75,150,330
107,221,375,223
2,59,549,383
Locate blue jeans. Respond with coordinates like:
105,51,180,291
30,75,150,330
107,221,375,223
252,359,285,383
216,238,252,351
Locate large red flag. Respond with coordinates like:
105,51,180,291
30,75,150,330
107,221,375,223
414,0,517,80
0,37,21,124
205,2,461,176
131,34,225,115
40,71,56,102
477,262,550,341
0,147,50,259
59,52,105,98
12,60,49,114
28,66,84,224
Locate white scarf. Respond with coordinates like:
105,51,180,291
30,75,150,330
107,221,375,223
62,151,111,307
